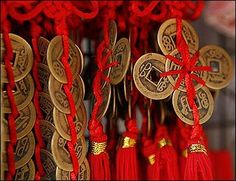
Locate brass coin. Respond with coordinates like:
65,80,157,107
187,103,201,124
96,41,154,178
48,74,84,114
51,131,86,171
124,62,134,101
133,53,173,100
47,35,82,84
2,74,35,113
14,159,35,180
56,158,90,180
199,45,233,89
40,120,55,152
165,49,207,92
1,33,33,83
38,63,50,93
92,83,111,120
38,36,49,65
109,20,117,49
74,43,84,74
2,102,36,141
40,149,57,180
157,18,199,55
39,92,54,123
172,86,214,125
110,38,131,85
53,103,86,140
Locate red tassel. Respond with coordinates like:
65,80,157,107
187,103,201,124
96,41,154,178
116,118,139,180
142,137,160,180
154,125,179,180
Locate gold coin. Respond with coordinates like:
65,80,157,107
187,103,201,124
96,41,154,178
2,74,35,113
40,120,55,152
38,36,49,65
166,49,207,92
1,33,33,83
38,63,50,93
14,159,35,180
157,18,199,55
51,131,86,171
74,43,84,74
133,53,173,100
40,149,57,180
48,74,84,114
2,102,36,141
172,86,214,125
109,20,117,49
39,92,54,123
56,158,90,180
53,103,86,140
110,38,131,85
92,83,111,120
199,45,233,89
47,35,82,84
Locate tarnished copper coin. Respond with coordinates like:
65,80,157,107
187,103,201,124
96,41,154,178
14,131,35,169
38,63,50,93
47,36,82,84
38,36,49,65
165,49,207,92
40,120,55,152
110,38,131,85
14,159,35,180
172,86,214,125
56,158,90,180
39,92,54,123
3,102,36,141
48,74,84,114
92,83,111,120
200,45,233,89
109,20,117,49
2,74,35,113
40,149,57,180
53,103,86,140
51,132,86,171
157,18,199,55
1,33,33,83
133,53,173,100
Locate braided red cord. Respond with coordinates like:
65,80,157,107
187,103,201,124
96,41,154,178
1,3,19,179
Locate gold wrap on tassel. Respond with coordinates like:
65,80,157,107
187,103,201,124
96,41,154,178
182,148,188,158
148,154,156,165
119,136,136,148
90,141,107,155
158,138,172,148
189,144,207,155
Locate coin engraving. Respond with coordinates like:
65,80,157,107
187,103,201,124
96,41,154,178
51,132,86,171
38,36,49,65
133,53,173,100
47,36,82,84
165,49,207,92
110,38,131,85
14,159,35,180
2,74,35,113
41,149,56,180
1,33,33,83
3,102,36,141
200,45,233,89
157,18,199,55
40,120,55,152
53,103,86,140
172,86,214,125
38,63,50,93
48,74,84,114
39,92,54,123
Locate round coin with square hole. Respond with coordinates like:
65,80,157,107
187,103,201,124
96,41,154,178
38,36,49,65
40,149,56,180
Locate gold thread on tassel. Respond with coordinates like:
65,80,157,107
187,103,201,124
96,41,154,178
90,141,107,155
158,138,172,148
120,136,136,148
189,144,207,155
148,154,156,165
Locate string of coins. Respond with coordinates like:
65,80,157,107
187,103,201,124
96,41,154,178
1,1,234,180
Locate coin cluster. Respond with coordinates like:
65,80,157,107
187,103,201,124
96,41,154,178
45,36,90,180
133,18,233,125
1,33,36,180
